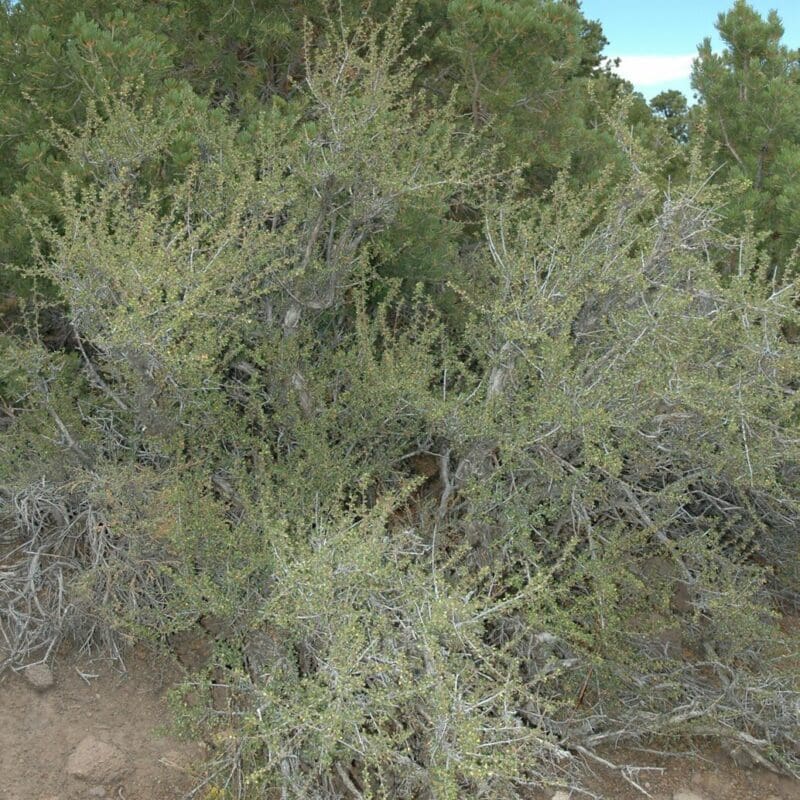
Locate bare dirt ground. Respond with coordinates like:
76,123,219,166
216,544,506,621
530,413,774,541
1,648,798,800
544,746,800,800
0,648,203,800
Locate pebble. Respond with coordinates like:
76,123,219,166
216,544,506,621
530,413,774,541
728,744,758,769
23,663,54,691
674,791,706,800
65,736,129,783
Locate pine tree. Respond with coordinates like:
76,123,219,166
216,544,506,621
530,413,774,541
650,89,689,143
692,0,800,272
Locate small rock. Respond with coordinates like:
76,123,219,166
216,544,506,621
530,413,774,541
66,736,129,783
551,793,571,800
728,744,758,769
674,792,706,800
23,663,54,691
88,788,107,798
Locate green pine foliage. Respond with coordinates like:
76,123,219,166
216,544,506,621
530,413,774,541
692,0,800,273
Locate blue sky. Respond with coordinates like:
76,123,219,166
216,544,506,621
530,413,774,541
580,1,800,101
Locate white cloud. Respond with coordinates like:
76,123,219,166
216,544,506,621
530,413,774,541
610,54,695,87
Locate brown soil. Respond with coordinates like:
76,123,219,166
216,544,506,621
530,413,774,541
0,648,203,800
551,746,800,800
1,648,798,800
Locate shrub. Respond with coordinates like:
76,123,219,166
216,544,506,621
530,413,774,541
1,10,798,799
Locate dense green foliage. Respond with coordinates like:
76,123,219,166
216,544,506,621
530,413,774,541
1,2,798,799
693,0,800,272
